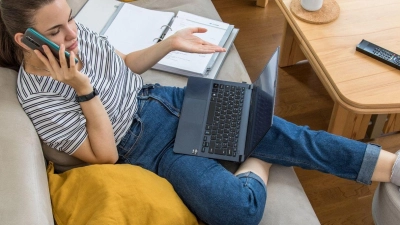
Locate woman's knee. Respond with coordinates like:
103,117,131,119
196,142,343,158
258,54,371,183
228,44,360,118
204,172,267,225
207,194,266,225
224,198,266,225
160,154,267,225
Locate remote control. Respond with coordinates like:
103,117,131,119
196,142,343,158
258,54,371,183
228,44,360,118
356,39,400,70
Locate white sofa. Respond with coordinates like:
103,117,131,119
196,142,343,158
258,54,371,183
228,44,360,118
0,0,321,224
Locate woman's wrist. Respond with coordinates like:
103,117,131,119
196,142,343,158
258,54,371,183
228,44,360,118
70,73,92,95
163,36,177,52
75,86,93,96
74,81,93,96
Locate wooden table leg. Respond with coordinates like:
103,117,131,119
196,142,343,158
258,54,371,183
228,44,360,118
256,0,269,7
328,103,371,140
279,21,306,67
367,114,387,139
383,113,400,134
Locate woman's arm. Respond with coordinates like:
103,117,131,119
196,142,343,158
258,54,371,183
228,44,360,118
36,45,118,164
72,92,118,164
118,27,226,74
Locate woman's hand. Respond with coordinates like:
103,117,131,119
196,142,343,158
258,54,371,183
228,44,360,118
120,27,226,74
167,27,226,53
34,44,91,95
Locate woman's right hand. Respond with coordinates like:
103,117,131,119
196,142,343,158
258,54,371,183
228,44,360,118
34,44,92,95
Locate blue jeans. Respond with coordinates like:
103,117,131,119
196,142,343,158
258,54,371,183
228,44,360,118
116,84,381,225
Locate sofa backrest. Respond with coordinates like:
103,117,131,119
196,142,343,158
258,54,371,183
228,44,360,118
0,67,39,154
0,67,54,224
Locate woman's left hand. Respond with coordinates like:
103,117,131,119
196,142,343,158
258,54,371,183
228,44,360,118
120,27,226,74
167,27,226,53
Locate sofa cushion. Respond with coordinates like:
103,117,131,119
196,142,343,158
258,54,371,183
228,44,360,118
47,162,200,225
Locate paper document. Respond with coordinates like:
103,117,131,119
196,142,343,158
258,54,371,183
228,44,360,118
102,5,174,54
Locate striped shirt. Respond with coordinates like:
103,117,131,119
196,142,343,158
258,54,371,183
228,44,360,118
17,22,143,155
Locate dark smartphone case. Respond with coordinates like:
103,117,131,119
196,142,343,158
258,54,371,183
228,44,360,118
22,28,78,67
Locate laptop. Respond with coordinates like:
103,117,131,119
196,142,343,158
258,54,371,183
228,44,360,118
173,47,279,162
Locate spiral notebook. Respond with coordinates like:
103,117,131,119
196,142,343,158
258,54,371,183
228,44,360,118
98,3,238,78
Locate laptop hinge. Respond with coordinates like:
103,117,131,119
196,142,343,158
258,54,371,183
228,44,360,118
241,81,253,90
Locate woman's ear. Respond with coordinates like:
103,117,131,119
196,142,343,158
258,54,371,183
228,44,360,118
14,32,32,51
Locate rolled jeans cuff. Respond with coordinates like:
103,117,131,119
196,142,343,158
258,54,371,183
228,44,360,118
236,171,267,189
357,143,381,185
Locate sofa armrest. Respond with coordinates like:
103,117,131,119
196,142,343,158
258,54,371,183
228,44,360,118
260,165,320,224
372,182,400,225
0,68,54,225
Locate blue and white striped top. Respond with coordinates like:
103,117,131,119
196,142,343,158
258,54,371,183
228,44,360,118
17,22,143,155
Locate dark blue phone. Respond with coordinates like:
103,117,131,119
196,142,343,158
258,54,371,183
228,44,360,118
22,27,78,67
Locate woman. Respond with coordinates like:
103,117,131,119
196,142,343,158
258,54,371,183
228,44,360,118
1,0,399,224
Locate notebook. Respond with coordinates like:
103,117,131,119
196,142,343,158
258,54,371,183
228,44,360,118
173,48,280,162
100,3,238,78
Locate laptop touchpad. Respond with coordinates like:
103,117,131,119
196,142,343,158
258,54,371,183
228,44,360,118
185,77,210,100
174,98,207,153
180,98,207,124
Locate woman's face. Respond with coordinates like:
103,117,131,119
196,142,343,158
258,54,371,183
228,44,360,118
32,0,79,55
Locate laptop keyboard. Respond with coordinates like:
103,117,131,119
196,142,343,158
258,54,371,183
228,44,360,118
202,83,245,157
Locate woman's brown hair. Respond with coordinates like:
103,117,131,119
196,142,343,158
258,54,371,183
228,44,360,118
0,0,53,71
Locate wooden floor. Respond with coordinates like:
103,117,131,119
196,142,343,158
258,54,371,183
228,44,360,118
212,0,400,224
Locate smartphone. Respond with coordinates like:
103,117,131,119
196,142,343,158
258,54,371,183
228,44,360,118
22,27,78,67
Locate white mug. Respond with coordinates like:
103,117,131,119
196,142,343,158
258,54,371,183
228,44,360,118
301,0,323,11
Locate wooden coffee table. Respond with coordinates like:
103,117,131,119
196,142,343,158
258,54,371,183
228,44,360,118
275,0,400,139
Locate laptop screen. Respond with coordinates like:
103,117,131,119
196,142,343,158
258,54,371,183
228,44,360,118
245,48,279,152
